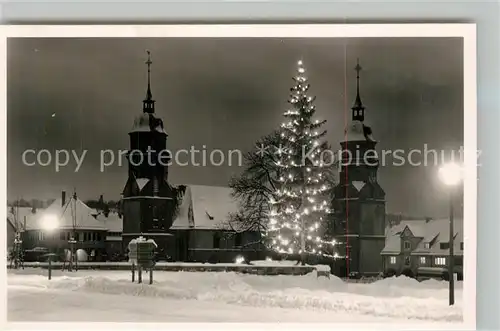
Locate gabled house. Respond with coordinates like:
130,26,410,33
382,218,464,279
19,193,108,260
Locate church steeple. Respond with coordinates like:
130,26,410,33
352,58,365,122
143,50,155,114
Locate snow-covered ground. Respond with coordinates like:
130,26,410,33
7,269,463,324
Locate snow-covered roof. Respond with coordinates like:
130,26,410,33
170,185,193,229
382,222,406,253
171,185,239,230
402,221,427,238
344,121,366,141
130,113,166,134
342,120,376,143
382,218,464,256
6,206,41,231
411,218,464,256
22,198,107,231
96,211,123,232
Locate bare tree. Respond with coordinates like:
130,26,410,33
226,131,285,245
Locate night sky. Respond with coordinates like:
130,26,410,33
7,37,464,217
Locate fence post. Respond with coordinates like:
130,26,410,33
48,257,52,280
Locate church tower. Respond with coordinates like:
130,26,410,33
121,51,175,251
332,59,386,277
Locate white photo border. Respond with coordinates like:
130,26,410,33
0,23,477,330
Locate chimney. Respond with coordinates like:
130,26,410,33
62,191,66,207
425,217,432,223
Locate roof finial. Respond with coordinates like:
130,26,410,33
352,58,365,122
355,58,362,92
143,50,155,113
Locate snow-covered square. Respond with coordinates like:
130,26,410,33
7,268,463,324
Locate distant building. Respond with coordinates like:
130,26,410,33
7,183,262,263
331,60,386,278
95,211,123,258
381,218,464,280
8,192,112,261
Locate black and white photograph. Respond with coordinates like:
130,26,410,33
2,25,477,327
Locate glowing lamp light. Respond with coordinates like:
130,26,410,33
438,163,463,186
234,256,245,264
40,214,59,231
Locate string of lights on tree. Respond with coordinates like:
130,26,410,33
265,60,344,259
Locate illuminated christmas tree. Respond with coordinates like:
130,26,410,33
267,60,334,263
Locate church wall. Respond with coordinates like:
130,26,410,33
345,238,360,275
139,199,174,233
359,202,386,236
359,238,385,275
183,229,264,263
333,201,361,235
122,200,141,234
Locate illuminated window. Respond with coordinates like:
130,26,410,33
435,257,446,265
390,256,396,264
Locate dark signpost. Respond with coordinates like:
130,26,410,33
128,237,157,285
45,253,57,280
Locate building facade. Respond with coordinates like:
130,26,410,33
9,192,113,262
167,185,264,263
382,218,464,280
121,51,176,252
331,60,386,278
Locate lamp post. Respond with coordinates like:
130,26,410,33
438,162,463,306
40,214,59,280
68,237,77,271
13,233,23,269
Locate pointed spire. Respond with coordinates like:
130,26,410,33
143,50,155,113
352,58,365,122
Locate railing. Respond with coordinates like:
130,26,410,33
7,261,317,276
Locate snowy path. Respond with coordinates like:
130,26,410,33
7,269,463,324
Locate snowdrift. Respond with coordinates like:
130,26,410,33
9,270,462,322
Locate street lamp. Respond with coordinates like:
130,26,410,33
40,214,59,280
40,214,59,231
438,162,463,306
